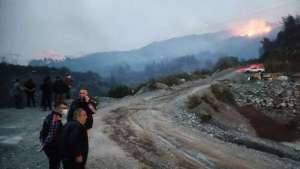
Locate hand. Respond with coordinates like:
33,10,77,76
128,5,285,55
85,96,90,103
76,155,83,163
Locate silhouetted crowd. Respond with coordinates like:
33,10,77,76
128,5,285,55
10,74,73,110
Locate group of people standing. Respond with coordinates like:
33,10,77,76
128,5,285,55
11,74,97,169
11,74,73,110
11,78,37,108
40,89,97,169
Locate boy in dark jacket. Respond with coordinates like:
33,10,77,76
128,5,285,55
67,89,96,129
62,108,88,169
39,101,69,169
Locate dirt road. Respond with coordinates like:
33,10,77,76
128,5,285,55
87,78,300,169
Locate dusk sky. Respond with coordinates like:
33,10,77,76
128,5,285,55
0,0,299,63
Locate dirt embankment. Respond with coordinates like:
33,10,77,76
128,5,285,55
230,80,300,140
203,81,300,142
238,105,300,142
182,82,300,162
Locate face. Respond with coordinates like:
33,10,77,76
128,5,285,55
79,90,88,99
56,104,69,114
78,110,87,125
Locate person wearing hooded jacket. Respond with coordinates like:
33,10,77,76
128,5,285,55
39,101,69,169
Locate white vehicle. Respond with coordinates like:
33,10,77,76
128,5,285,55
245,64,265,73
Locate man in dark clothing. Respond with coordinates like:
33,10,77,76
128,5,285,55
24,78,36,107
62,108,88,169
40,101,69,169
11,79,23,109
53,76,64,103
63,74,73,99
41,76,53,111
67,89,96,130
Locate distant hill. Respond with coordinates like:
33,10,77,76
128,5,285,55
30,27,281,77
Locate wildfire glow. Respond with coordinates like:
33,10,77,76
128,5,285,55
232,20,272,37
34,49,65,61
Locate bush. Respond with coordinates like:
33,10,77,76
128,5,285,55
156,72,192,86
211,83,236,105
160,76,179,86
108,85,133,98
214,56,240,71
191,69,212,79
195,111,212,123
187,95,202,109
148,79,158,90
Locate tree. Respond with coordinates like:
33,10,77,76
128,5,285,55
108,85,132,98
261,38,273,53
283,15,297,32
260,15,300,72
214,56,240,71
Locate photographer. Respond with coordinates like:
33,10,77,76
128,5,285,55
67,89,97,130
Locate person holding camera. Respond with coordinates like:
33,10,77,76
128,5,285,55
67,89,97,130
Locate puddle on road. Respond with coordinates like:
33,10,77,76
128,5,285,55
0,125,18,129
0,135,23,145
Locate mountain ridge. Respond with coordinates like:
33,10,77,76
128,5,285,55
30,27,281,76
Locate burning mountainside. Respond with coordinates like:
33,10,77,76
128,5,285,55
232,19,272,37
33,49,66,62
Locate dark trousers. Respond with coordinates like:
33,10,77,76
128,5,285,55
54,93,64,103
62,159,85,169
65,89,71,99
44,148,60,169
14,94,23,109
26,93,36,107
42,94,52,111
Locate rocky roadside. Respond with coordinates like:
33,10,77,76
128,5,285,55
170,77,300,167
232,80,300,122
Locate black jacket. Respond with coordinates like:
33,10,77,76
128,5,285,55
53,79,65,94
67,98,96,129
24,81,36,95
39,112,63,149
61,121,88,164
40,81,53,95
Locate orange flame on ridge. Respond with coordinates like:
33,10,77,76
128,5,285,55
232,19,272,37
